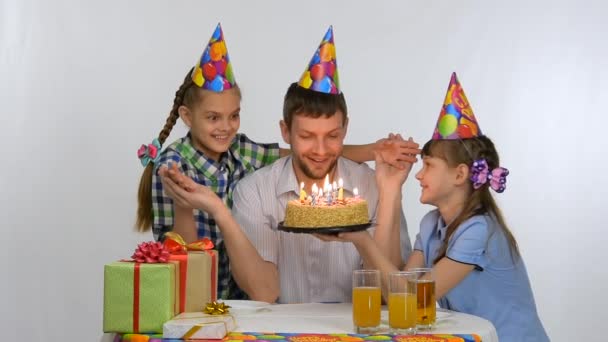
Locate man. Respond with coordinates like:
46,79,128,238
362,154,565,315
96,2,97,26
229,27,414,303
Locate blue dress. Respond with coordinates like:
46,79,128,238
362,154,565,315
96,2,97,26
414,210,549,342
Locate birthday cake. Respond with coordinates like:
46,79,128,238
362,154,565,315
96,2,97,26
283,196,369,228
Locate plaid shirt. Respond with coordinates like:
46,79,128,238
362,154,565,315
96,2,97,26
152,133,280,299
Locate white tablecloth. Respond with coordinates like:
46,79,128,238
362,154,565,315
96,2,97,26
101,303,498,342
231,303,498,342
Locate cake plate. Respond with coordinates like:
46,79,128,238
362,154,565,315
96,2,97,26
277,221,373,235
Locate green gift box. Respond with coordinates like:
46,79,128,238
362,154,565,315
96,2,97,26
103,261,177,333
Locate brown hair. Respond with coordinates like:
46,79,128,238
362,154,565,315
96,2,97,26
282,82,348,129
422,135,520,263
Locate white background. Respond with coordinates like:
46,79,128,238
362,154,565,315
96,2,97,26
1,0,606,341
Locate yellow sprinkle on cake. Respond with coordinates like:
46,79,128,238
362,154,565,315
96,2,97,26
283,198,369,228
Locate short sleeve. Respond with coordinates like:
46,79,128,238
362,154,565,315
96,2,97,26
446,217,491,269
413,233,423,251
231,178,279,264
236,134,280,170
415,210,440,253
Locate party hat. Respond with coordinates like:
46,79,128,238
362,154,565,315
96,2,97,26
191,23,236,92
432,72,482,140
297,26,340,94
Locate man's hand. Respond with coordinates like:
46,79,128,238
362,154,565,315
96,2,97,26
313,230,372,245
374,134,420,190
374,133,421,170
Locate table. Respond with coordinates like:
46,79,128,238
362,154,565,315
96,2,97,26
233,303,497,341
101,303,498,342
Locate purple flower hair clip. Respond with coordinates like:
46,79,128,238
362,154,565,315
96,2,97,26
470,159,509,193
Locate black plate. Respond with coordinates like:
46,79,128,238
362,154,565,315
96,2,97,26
277,221,373,235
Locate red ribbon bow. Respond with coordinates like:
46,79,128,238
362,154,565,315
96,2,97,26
131,241,170,263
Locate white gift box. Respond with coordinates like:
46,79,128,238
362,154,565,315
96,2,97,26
163,312,236,339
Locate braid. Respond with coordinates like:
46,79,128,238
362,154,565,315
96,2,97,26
135,69,196,232
159,69,195,144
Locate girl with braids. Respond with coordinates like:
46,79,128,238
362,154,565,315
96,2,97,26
322,74,548,341
136,24,419,300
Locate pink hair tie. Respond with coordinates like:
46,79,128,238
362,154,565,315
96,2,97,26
137,138,162,167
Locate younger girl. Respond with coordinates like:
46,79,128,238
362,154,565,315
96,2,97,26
135,23,418,300
331,73,549,341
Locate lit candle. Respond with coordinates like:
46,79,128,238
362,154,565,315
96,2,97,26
311,183,319,206
326,183,333,204
338,178,344,201
299,182,306,201
353,187,359,199
332,181,338,201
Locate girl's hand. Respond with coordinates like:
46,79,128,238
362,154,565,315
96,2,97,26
375,134,419,190
374,133,421,170
158,165,224,215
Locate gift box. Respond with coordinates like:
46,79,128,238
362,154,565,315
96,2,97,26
103,261,177,333
163,312,236,339
164,233,218,313
169,251,217,313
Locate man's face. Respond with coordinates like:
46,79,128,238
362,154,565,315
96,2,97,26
281,112,347,182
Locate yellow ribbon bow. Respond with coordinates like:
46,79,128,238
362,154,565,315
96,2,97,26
204,301,231,315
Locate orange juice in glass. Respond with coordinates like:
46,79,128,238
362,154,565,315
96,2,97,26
388,271,417,334
352,270,381,333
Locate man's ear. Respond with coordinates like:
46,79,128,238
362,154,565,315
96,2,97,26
454,163,470,186
178,105,192,128
280,120,291,145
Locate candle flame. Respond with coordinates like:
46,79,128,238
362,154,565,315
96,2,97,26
338,178,343,187
353,187,359,196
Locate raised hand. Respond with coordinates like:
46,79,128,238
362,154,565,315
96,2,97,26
374,134,419,190
374,133,421,170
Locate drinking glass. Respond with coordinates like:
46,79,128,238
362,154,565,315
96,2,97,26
352,269,381,333
388,271,417,335
410,267,436,330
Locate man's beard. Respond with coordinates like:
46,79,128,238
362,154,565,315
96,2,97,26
295,156,338,181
